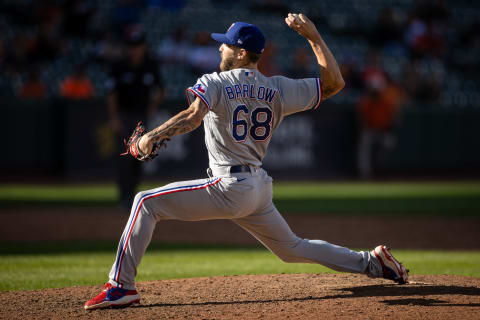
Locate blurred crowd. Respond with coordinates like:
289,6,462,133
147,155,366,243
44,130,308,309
1,0,479,182
0,0,478,107
0,0,181,99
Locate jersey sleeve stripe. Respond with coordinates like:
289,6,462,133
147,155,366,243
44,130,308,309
112,177,222,283
186,88,211,109
312,78,322,110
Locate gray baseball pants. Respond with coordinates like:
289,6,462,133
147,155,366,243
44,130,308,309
108,167,376,289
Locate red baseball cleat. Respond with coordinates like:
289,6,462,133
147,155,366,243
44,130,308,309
371,245,409,284
84,283,140,310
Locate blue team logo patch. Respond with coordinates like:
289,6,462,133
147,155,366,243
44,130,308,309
193,84,206,94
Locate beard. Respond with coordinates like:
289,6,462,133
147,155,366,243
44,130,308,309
220,55,235,72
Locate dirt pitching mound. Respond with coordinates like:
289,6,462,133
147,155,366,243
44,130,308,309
2,274,479,320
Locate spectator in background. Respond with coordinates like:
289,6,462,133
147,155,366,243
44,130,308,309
60,62,95,99
361,51,388,91
404,0,449,60
286,47,312,79
356,53,406,179
106,25,164,210
285,48,315,79
257,42,282,76
409,22,446,59
339,56,363,93
157,27,190,65
18,68,47,99
402,60,442,104
187,31,220,76
29,20,64,63
92,31,125,63
26,0,65,63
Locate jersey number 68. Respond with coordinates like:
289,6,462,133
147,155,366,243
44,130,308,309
232,104,273,142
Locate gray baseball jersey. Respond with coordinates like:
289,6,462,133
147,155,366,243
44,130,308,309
108,69,379,290
185,69,321,171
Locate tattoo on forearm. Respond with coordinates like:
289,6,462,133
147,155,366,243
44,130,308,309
147,111,199,141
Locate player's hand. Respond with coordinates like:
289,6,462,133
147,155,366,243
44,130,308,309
138,132,170,157
285,13,320,42
138,134,153,156
120,121,168,161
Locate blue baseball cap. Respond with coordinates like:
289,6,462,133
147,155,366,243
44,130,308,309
211,22,265,54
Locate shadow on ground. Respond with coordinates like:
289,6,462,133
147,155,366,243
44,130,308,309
133,284,480,309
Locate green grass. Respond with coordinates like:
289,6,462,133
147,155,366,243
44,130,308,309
1,181,480,215
0,185,117,203
273,182,480,214
1,242,479,292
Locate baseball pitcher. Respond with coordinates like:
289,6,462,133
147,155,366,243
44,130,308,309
85,13,408,310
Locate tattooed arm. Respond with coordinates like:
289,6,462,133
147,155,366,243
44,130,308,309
285,13,345,100
138,97,208,155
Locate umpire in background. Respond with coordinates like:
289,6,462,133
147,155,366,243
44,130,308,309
106,25,164,210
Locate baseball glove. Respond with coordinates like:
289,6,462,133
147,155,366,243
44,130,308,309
120,121,168,161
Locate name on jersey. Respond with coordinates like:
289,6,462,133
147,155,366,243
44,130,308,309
224,84,277,103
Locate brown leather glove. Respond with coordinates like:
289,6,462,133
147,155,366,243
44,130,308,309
120,121,168,161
